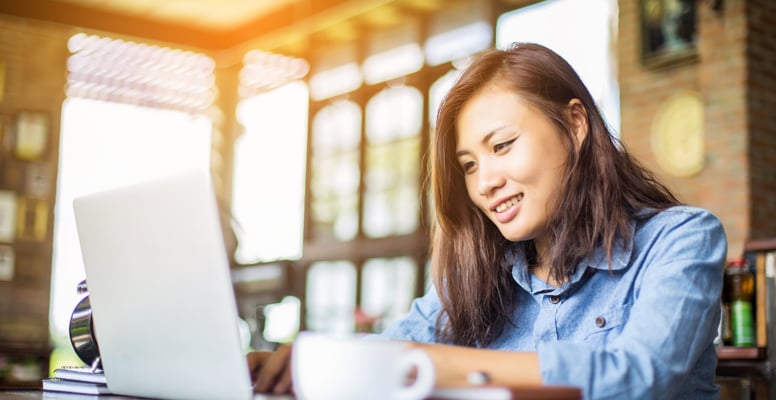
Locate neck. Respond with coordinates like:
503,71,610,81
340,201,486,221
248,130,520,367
531,236,560,286
532,235,550,267
532,263,558,286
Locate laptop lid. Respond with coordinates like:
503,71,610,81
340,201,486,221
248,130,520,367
73,169,254,400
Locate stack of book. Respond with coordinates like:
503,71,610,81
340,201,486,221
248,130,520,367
42,366,111,395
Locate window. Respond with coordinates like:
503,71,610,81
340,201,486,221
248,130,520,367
497,0,620,133
305,260,356,334
309,42,361,101
233,82,309,263
363,85,423,238
361,257,418,330
424,1,492,66
363,19,424,84
310,100,362,241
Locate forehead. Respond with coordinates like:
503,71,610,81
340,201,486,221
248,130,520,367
455,88,530,142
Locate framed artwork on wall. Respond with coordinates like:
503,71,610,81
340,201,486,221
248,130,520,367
0,245,14,281
25,163,52,199
14,111,49,161
640,0,698,68
15,196,48,242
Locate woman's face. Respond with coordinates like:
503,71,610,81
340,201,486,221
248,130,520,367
455,85,569,243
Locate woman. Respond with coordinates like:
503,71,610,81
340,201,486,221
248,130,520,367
252,43,727,399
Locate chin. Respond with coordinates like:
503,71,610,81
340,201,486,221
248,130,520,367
498,228,531,243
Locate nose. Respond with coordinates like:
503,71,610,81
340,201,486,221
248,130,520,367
477,159,506,196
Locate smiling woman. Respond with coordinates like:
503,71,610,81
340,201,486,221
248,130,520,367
375,42,727,399
454,87,580,249
250,42,728,400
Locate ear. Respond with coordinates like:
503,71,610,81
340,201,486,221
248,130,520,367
567,99,589,150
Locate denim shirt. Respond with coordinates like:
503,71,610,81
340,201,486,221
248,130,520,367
379,206,727,400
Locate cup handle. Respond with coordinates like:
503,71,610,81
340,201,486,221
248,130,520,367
395,349,435,400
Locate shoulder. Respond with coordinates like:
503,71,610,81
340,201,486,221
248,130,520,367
636,205,723,235
632,205,727,262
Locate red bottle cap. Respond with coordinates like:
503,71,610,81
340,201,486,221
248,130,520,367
729,258,747,266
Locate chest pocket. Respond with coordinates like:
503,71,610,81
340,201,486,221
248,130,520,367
582,303,631,347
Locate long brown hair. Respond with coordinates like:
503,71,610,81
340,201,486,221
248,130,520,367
431,43,679,347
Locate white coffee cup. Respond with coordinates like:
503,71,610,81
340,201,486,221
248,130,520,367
291,332,435,400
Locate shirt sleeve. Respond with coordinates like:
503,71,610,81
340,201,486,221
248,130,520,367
378,285,442,343
537,208,727,399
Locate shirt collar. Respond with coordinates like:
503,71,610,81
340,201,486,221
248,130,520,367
581,220,635,272
508,218,636,293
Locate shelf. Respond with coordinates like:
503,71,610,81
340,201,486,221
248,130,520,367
0,341,51,356
716,346,766,360
744,238,776,252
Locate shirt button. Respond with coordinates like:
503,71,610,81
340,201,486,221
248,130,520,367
549,296,560,304
595,316,606,328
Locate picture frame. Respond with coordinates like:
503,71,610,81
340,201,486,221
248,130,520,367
640,0,698,68
15,196,49,242
25,163,52,199
14,111,50,161
0,245,14,281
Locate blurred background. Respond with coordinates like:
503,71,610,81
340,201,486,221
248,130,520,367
0,0,774,398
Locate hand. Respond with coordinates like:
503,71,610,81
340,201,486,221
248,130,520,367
247,345,293,394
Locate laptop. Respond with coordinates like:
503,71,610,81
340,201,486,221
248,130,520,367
73,169,291,400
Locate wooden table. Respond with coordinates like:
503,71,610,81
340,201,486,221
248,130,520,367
428,385,582,399
0,386,583,400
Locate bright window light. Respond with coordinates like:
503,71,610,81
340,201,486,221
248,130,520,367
497,0,620,133
233,82,308,263
51,98,211,347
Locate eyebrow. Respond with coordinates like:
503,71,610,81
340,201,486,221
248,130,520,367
455,125,507,157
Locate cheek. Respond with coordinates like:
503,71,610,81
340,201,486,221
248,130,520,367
463,176,479,203
463,176,492,214
506,156,537,183
512,146,563,186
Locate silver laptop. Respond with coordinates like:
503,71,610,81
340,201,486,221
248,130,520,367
73,169,286,400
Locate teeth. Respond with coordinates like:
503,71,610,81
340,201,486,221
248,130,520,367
495,194,523,213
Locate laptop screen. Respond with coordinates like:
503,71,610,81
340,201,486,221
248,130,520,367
73,169,254,400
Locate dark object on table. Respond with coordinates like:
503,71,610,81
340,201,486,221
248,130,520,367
69,279,102,370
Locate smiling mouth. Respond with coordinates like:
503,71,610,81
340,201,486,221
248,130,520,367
494,194,524,213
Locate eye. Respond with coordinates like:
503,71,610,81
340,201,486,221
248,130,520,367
493,138,516,153
460,160,476,174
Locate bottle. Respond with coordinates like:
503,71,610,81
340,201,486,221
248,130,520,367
725,258,755,347
720,268,732,346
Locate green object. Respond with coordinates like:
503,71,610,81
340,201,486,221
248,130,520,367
731,300,754,347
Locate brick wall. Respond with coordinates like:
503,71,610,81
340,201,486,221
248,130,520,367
618,0,771,258
747,0,776,240
0,14,70,377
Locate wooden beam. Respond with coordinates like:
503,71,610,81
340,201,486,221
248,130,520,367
0,0,221,49
0,0,353,51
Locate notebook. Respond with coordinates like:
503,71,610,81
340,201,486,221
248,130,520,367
73,169,291,400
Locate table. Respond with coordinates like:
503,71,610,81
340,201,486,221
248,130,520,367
0,386,583,400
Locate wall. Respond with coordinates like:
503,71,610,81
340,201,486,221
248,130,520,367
618,0,775,258
0,14,70,383
747,0,776,241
